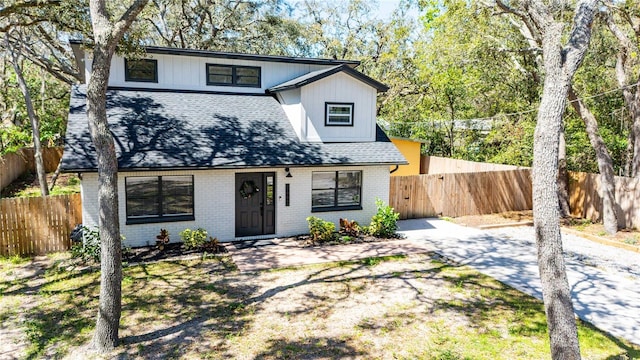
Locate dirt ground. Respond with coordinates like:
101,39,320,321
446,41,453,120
2,253,634,360
1,172,79,197
453,210,640,249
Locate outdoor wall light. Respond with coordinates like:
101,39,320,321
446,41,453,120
285,167,293,178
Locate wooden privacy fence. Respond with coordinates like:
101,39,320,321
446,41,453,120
569,172,640,229
0,194,82,256
420,155,527,175
390,170,532,219
0,147,63,191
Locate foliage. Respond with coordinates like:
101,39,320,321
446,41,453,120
368,199,400,238
306,216,336,243
69,226,128,263
339,218,360,237
155,229,170,250
179,228,209,249
70,226,101,263
202,237,226,257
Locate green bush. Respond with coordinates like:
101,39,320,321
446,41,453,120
70,226,101,263
180,228,208,249
306,216,336,243
70,227,127,264
368,198,400,238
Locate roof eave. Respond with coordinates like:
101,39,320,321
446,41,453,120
64,161,408,173
268,65,389,93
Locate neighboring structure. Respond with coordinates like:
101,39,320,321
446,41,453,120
61,41,406,246
389,137,425,176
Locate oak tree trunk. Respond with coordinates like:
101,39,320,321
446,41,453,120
87,0,148,352
87,44,122,351
534,66,581,360
568,87,619,234
557,126,571,217
529,0,597,353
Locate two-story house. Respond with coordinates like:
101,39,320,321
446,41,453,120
61,41,406,247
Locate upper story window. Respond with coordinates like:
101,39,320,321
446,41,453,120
124,59,158,83
206,64,261,87
125,175,194,224
325,103,354,126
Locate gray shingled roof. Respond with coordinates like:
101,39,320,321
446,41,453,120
267,64,389,93
60,86,406,172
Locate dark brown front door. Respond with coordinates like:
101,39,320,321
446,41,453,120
235,172,275,237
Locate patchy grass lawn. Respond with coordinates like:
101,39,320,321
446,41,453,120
0,253,638,359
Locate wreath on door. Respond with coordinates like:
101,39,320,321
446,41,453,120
239,180,260,199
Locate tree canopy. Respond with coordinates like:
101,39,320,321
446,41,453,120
1,0,638,176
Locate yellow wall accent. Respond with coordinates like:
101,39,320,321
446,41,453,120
390,138,421,176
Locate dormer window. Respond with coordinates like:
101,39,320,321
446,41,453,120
124,59,158,83
206,64,261,87
325,103,354,126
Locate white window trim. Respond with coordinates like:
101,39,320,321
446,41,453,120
325,103,354,126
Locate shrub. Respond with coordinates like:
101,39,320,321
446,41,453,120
70,226,101,263
156,229,170,250
180,228,208,249
306,216,336,243
339,218,360,237
368,198,400,238
69,226,127,264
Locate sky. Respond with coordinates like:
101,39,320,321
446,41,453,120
289,0,420,21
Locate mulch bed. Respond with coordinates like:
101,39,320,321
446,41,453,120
122,242,228,263
294,233,403,247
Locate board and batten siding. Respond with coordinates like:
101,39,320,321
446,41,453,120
80,165,390,247
301,72,377,142
83,53,331,94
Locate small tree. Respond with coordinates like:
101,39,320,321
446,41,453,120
4,32,49,196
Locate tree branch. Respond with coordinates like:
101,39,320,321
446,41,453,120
0,0,60,18
112,0,149,42
562,0,598,77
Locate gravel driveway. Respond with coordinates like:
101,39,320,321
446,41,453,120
489,226,640,280
398,218,640,347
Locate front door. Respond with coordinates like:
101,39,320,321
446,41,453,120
235,172,275,237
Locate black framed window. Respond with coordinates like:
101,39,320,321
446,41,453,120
206,64,261,87
124,59,158,83
312,171,362,212
125,175,194,224
325,103,354,126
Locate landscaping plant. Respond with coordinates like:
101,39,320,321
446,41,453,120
306,216,336,243
70,226,101,263
179,228,209,249
368,199,400,238
203,236,222,251
339,218,360,237
155,229,170,250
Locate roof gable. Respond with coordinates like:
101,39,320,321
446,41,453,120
266,64,389,93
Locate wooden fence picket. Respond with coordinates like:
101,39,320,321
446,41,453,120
0,194,81,256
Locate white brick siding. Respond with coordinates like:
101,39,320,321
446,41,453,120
79,165,391,247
